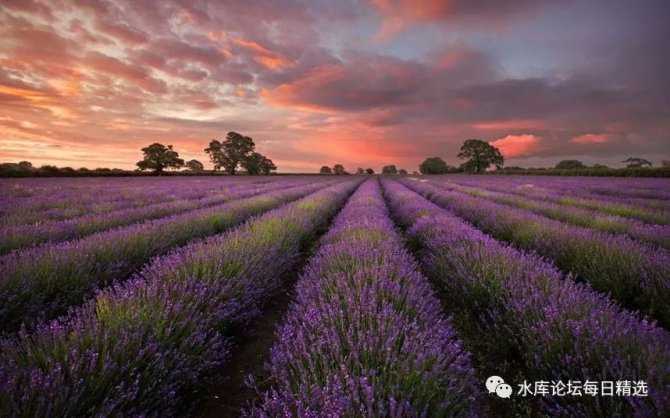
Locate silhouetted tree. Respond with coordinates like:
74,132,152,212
333,164,346,175
365,168,374,175
186,159,204,172
419,157,450,174
592,164,609,169
662,160,670,168
555,160,586,170
205,132,255,175
382,165,398,175
242,152,276,175
457,139,504,173
622,157,652,168
258,155,277,175
398,168,408,175
356,167,365,175
320,166,333,174
136,143,184,173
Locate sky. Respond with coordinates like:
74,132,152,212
1,0,669,172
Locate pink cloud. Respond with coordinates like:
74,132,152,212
491,134,542,158
570,133,610,144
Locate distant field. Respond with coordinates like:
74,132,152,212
1,175,668,417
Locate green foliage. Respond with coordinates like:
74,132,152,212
622,157,652,168
186,159,204,172
333,164,347,175
419,157,450,174
204,132,275,175
136,143,184,173
555,160,586,169
381,164,397,175
457,139,504,173
241,152,277,175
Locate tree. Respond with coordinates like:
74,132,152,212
622,157,652,168
242,152,276,175
136,143,184,173
592,164,609,169
382,165,397,175
356,167,365,175
320,166,333,174
457,139,504,173
419,157,450,174
333,164,346,175
555,160,586,170
398,168,408,175
365,168,374,175
204,132,255,175
258,155,277,175
186,159,204,172
662,160,670,168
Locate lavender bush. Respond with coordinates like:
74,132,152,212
0,180,334,333
382,179,670,417
428,180,670,249
0,176,268,226
400,178,670,328
0,180,359,417
445,175,670,222
251,180,480,417
0,178,314,254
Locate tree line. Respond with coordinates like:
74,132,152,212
319,138,668,177
2,135,667,177
135,131,277,175
320,139,504,175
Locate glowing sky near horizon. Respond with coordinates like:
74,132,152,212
1,0,669,171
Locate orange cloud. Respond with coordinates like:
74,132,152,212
261,64,346,112
372,0,453,39
234,38,293,70
491,134,541,158
570,133,610,144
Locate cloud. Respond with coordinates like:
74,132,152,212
370,0,553,39
0,0,668,171
491,134,542,158
570,133,610,144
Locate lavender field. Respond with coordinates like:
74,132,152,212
0,175,668,417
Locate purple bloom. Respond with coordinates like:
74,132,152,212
0,179,359,416
250,180,480,417
382,178,670,417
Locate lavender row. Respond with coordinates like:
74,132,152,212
0,180,336,334
0,176,271,226
452,175,670,203
431,180,670,249
0,180,360,417
446,176,670,224
401,178,670,328
382,179,670,416
251,180,480,417
0,178,314,255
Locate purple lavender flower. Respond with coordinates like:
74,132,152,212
250,180,480,417
0,179,337,333
0,179,359,417
398,177,670,328
382,178,670,417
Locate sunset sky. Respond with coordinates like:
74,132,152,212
1,0,669,172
